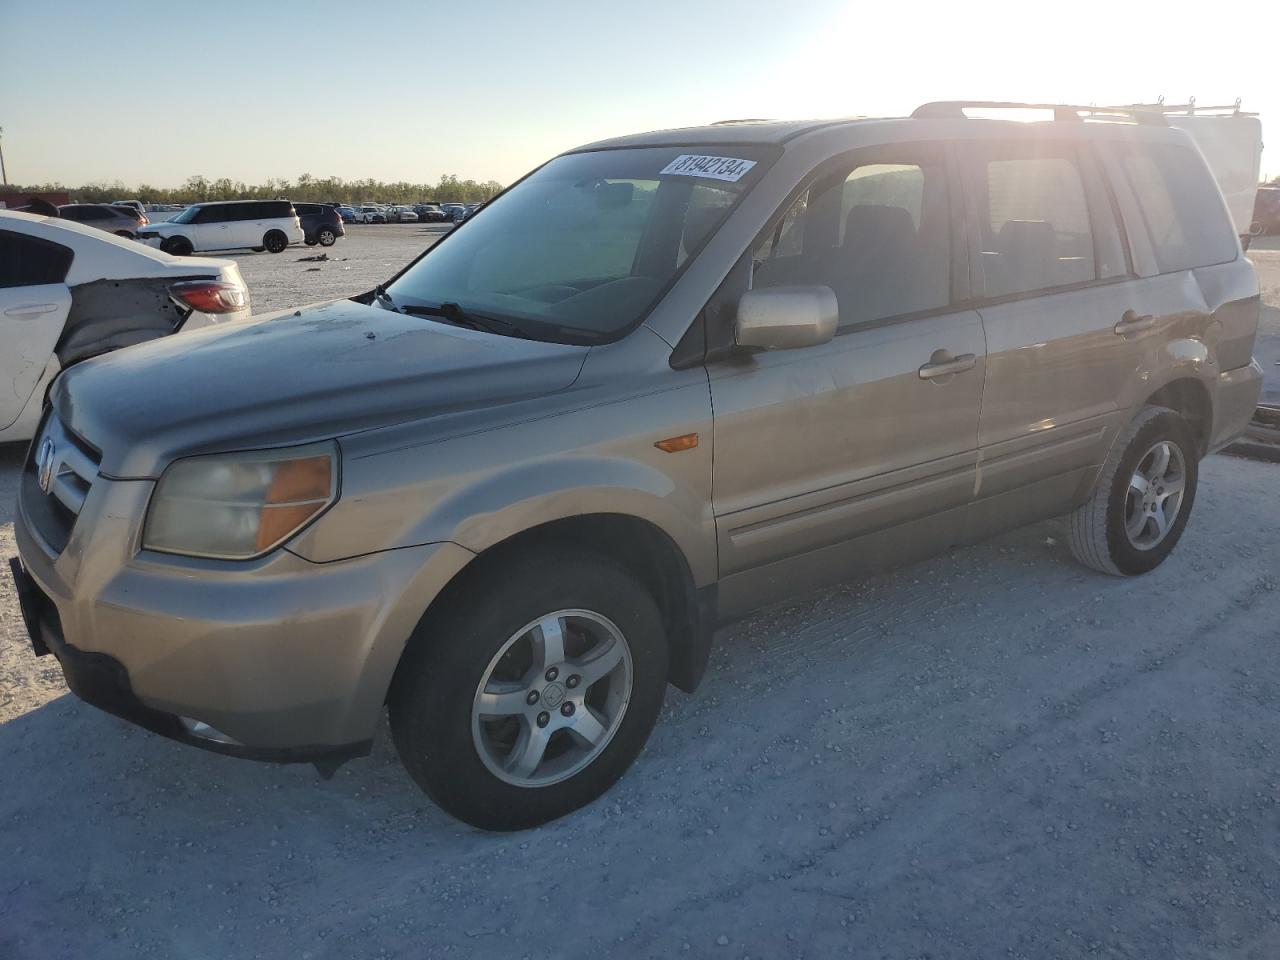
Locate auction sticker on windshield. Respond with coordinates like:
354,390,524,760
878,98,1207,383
660,155,757,182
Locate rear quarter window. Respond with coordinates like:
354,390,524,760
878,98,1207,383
1115,142,1237,273
0,230,74,288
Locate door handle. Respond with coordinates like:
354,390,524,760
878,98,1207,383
1115,310,1156,336
918,352,977,380
4,303,59,318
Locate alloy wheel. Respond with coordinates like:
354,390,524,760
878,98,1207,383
1124,439,1186,550
471,609,633,788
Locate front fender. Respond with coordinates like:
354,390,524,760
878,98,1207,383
288,372,717,585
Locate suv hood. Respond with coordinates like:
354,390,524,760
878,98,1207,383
54,299,590,478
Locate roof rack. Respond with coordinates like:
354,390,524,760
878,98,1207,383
910,100,1167,126
711,118,775,125
1104,96,1254,117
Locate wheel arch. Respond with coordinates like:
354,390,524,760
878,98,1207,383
1142,376,1213,456
395,513,715,700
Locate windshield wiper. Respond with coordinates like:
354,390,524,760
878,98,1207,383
397,301,524,337
373,283,397,311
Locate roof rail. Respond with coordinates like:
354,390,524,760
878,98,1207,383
910,101,1167,126
711,118,774,125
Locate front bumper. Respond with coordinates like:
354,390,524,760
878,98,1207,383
13,469,473,761
9,557,368,768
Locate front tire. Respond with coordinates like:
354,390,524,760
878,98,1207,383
160,236,192,256
1066,406,1199,576
263,230,288,253
389,553,668,830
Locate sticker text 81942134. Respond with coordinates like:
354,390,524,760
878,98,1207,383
659,155,757,183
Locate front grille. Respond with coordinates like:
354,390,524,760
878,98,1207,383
22,415,101,554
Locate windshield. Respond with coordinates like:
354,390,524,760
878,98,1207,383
385,145,773,343
170,205,200,224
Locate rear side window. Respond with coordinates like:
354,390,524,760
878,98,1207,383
1116,143,1237,273
962,142,1126,299
256,201,293,219
0,230,74,288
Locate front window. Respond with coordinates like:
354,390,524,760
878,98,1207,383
170,205,201,224
385,145,773,343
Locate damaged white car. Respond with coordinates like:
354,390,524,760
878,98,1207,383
0,210,251,443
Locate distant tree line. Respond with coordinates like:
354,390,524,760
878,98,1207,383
11,173,506,205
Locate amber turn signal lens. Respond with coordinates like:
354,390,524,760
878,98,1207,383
255,455,334,552
266,455,333,504
654,433,699,453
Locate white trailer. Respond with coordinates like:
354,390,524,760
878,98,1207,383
1116,100,1262,245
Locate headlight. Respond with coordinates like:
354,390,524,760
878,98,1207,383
143,443,338,560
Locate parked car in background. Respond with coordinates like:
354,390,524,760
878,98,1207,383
389,206,419,223
135,200,303,255
0,209,249,443
57,203,147,238
1252,184,1280,237
111,200,148,217
336,206,358,224
357,205,386,224
295,203,346,247
413,203,448,222
440,203,466,222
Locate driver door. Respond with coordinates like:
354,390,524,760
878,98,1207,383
707,144,987,616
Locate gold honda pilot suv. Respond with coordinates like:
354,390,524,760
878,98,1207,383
10,103,1263,829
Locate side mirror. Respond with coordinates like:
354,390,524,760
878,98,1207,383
735,285,839,351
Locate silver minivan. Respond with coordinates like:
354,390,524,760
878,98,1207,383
11,102,1262,829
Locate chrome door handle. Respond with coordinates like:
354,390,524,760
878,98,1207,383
4,303,59,318
1115,310,1156,336
918,352,977,380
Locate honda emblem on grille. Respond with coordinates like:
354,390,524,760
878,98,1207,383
36,437,58,494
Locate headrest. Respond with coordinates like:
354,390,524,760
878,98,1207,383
843,204,916,251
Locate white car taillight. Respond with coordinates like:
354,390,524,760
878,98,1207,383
169,279,249,314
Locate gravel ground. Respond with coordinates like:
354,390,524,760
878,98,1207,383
233,223,451,314
2,228,1279,959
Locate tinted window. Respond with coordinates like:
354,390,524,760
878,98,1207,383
1117,143,1237,273
192,205,227,224
0,230,74,288
753,150,952,326
966,146,1096,297
253,201,292,219
58,206,88,221
295,203,319,215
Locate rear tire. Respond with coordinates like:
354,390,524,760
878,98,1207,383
305,238,318,247
160,236,192,256
317,227,337,246
1066,406,1199,576
389,552,668,830
263,230,288,254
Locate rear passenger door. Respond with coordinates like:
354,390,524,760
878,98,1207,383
960,139,1141,512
